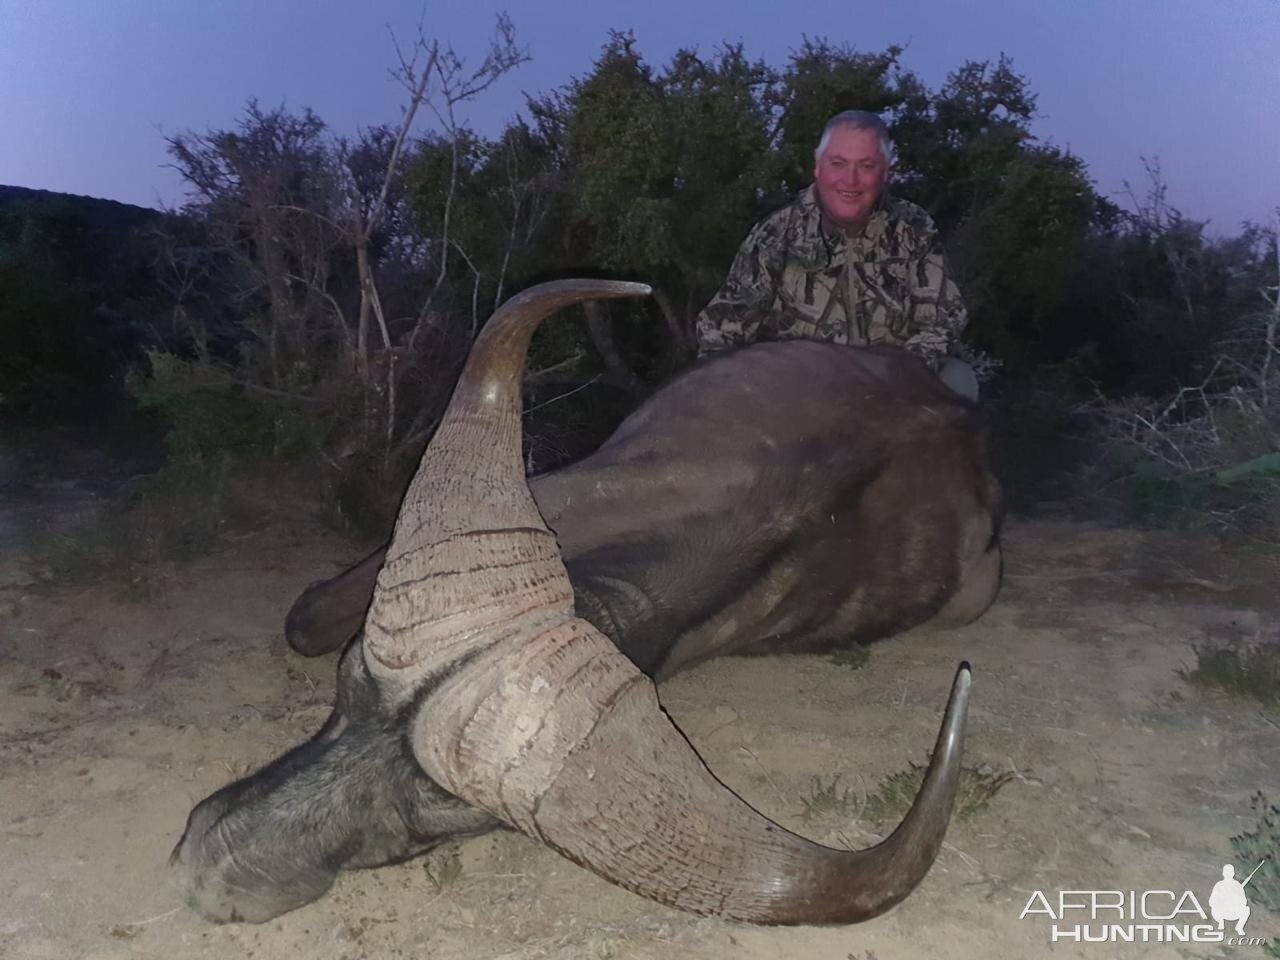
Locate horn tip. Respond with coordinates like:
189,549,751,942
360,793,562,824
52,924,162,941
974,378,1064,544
948,662,972,719
601,280,652,299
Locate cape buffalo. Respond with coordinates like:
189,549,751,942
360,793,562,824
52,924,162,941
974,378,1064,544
170,279,1001,926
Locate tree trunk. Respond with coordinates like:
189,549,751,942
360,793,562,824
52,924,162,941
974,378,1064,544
583,301,641,393
651,286,696,372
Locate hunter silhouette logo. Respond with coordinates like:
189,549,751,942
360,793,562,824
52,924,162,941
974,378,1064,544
1209,860,1265,936
1019,859,1270,945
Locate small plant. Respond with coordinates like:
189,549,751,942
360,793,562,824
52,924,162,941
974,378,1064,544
423,844,463,891
1178,634,1280,709
860,760,1017,824
799,762,1017,825
799,775,860,821
827,645,871,671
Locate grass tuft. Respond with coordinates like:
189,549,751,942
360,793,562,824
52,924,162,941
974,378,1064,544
799,775,859,821
423,844,463,891
826,645,871,671
1178,634,1280,708
800,762,1018,825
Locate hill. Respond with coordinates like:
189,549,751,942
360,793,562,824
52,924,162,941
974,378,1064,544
0,184,161,233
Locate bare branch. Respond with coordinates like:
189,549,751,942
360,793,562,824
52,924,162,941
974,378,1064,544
524,374,603,417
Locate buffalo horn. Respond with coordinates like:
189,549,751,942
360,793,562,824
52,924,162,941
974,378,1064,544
362,279,971,924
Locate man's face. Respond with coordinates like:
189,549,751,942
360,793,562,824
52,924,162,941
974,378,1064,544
813,126,890,232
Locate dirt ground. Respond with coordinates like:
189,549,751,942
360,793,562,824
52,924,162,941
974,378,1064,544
2,459,1278,959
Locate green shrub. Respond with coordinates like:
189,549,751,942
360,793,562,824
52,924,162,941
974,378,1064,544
858,760,1016,824
1179,634,1280,708
799,762,1016,825
127,350,320,463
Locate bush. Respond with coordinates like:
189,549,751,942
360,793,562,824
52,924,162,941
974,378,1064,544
126,348,416,535
128,352,291,460
33,459,235,598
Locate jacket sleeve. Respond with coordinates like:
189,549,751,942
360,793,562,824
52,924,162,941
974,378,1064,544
902,227,969,370
694,219,781,357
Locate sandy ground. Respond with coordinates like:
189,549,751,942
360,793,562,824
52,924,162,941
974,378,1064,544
2,465,1278,959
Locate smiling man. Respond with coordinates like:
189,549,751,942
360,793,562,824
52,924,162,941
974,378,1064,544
696,110,975,397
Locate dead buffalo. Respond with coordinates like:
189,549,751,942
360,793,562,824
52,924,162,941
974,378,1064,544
170,279,1001,927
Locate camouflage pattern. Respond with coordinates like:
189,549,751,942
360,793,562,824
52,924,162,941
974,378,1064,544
696,185,968,369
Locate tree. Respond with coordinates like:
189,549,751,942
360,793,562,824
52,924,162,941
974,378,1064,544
893,55,1038,232
0,195,156,420
773,39,911,194
138,17,526,529
529,34,778,369
130,26,1273,527
947,145,1100,368
166,102,343,394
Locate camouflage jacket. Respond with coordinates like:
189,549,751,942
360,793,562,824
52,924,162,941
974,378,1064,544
695,186,968,369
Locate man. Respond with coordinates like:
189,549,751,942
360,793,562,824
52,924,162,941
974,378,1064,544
695,110,977,399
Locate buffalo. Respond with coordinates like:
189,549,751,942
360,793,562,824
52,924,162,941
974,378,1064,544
170,279,1002,926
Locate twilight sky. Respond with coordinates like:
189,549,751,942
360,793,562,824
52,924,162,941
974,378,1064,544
2,0,1277,233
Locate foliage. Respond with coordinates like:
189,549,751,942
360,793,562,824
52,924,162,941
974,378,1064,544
11,21,1273,540
129,19,526,528
894,55,1039,233
826,644,871,670
528,33,781,367
422,844,464,891
126,349,332,462
0,192,158,421
948,147,1100,367
1079,218,1279,536
799,774,859,821
799,762,1016,824
1179,634,1280,709
859,761,1017,824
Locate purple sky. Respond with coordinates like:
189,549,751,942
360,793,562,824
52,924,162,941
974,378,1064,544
3,1,1277,234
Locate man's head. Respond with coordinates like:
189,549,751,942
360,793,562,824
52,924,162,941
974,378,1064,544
1224,865,1236,880
813,110,894,233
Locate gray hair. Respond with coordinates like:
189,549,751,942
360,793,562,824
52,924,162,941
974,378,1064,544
814,110,896,166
